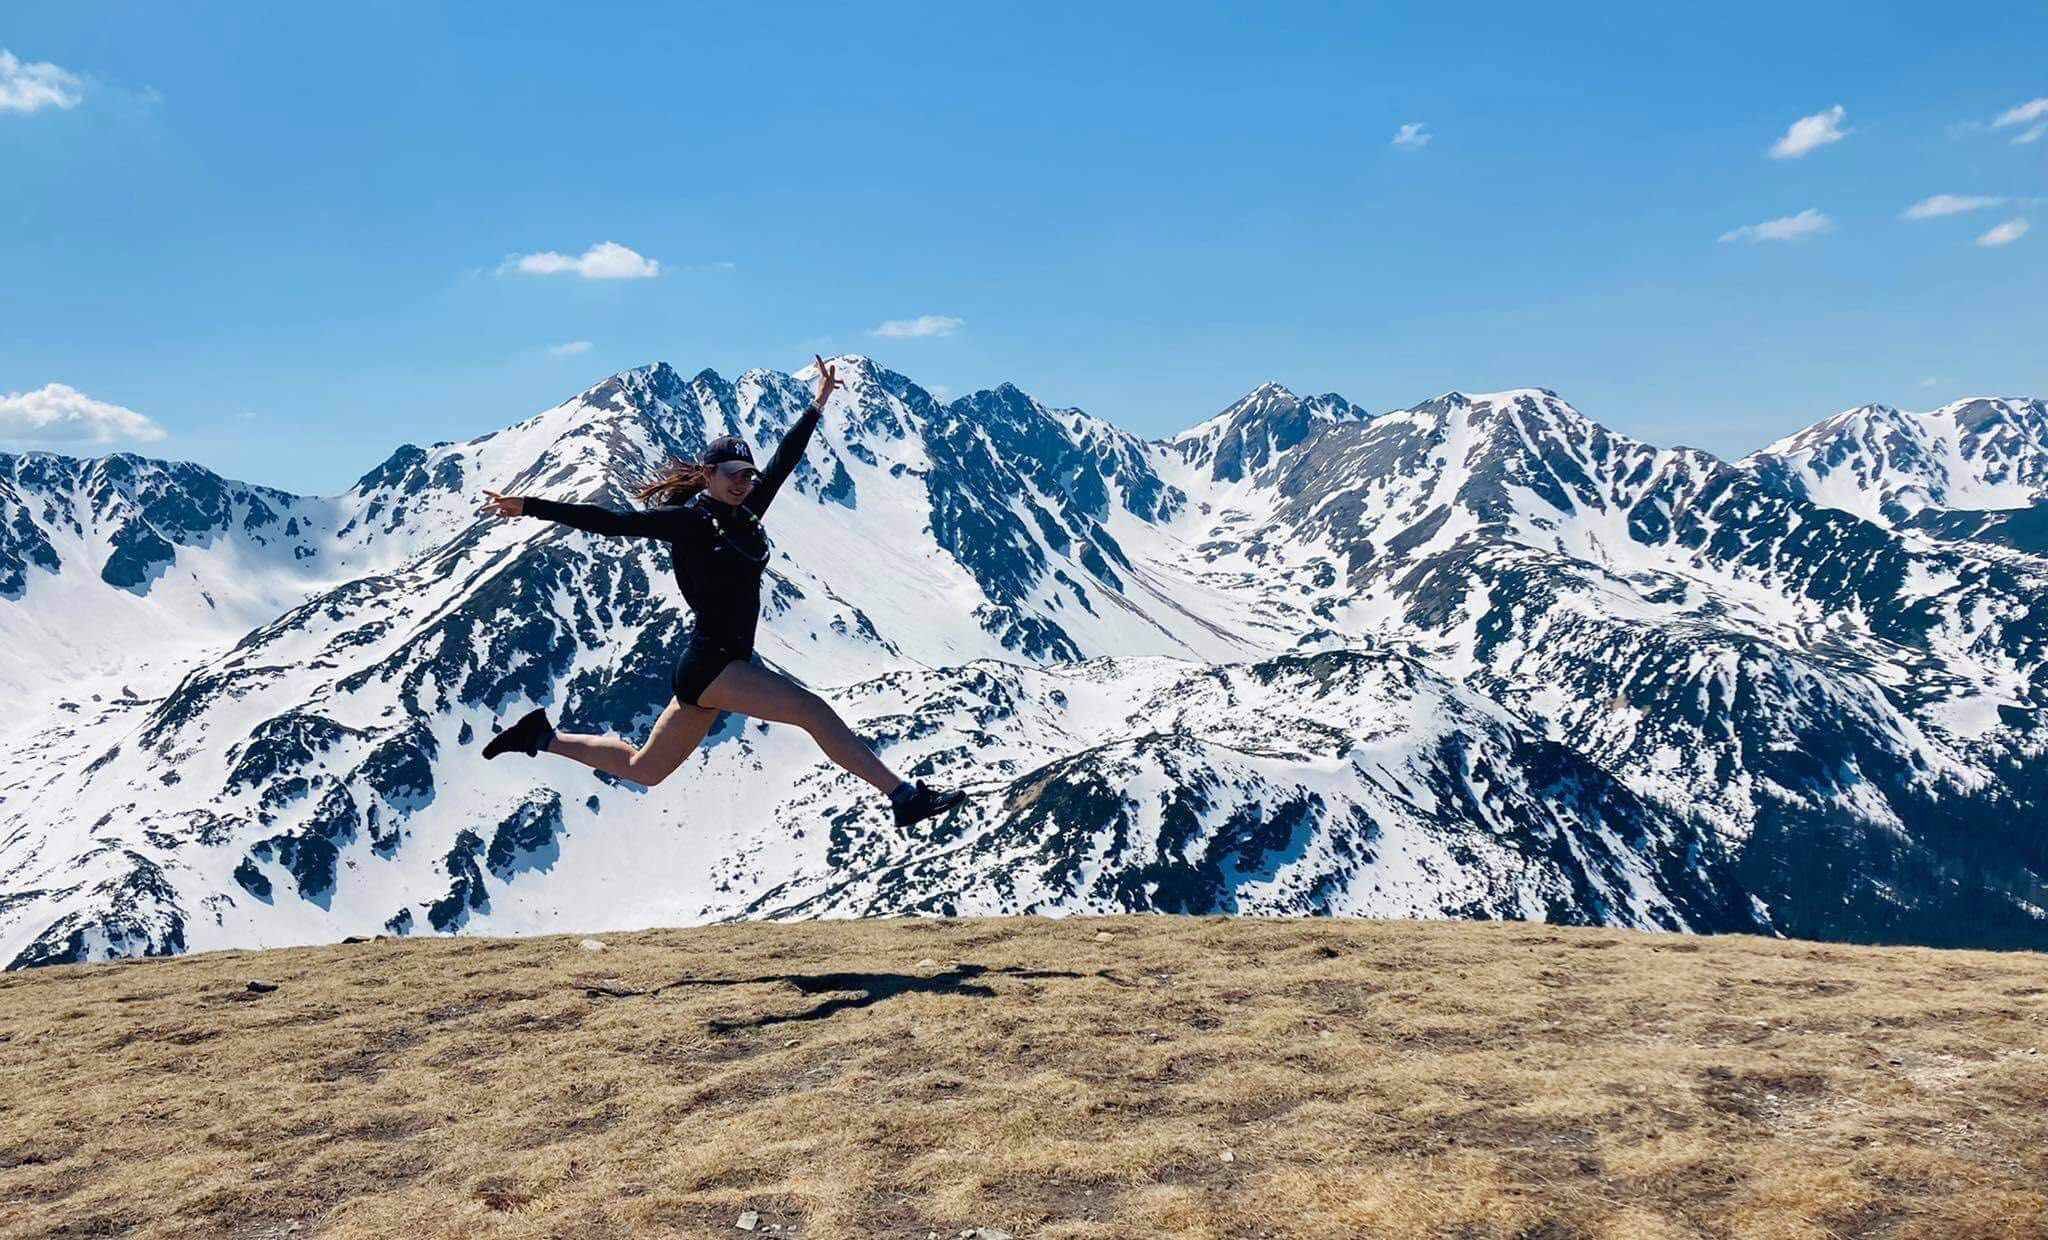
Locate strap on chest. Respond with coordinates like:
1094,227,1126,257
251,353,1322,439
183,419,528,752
687,493,770,563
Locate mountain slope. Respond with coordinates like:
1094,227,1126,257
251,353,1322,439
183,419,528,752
0,453,337,705
1148,388,2048,943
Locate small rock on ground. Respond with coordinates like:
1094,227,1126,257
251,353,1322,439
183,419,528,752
246,980,279,993
579,938,608,952
736,1209,759,1231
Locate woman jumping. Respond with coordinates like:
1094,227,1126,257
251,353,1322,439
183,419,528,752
473,355,967,829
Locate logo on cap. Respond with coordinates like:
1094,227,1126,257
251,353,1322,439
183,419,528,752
701,436,755,466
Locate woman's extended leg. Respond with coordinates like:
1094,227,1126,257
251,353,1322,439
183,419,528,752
547,699,720,786
696,660,901,793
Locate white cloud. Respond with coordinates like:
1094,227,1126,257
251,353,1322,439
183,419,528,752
871,315,964,338
1977,97,2048,144
1920,377,1943,388
1996,99,2048,126
1992,98,2048,127
1391,122,1432,148
0,50,83,113
1769,105,1848,159
547,340,593,356
1902,194,2007,220
0,384,165,446
1718,208,1833,243
502,241,659,279
926,384,953,401
1976,218,2029,247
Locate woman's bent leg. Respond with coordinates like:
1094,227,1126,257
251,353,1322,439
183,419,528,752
547,699,719,786
696,660,902,793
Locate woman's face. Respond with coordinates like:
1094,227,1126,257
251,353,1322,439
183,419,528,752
703,460,758,505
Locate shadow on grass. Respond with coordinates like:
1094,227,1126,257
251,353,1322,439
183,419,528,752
582,963,1131,1030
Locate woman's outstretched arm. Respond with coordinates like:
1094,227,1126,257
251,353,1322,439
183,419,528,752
479,490,686,539
745,354,839,516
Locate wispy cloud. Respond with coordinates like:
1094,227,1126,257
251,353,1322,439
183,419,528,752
1902,194,2008,220
1992,97,2048,145
0,49,83,113
1977,218,2029,247
1718,208,1832,243
500,241,659,279
547,341,593,356
0,383,164,446
1391,122,1432,148
1919,377,1944,388
871,315,963,338
1769,105,1848,159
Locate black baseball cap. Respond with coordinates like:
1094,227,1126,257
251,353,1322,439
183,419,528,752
701,435,755,467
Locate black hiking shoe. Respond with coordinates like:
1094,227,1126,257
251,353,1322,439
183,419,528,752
892,781,966,829
482,708,555,759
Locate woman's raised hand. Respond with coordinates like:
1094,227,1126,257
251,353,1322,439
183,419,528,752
814,354,839,407
478,489,524,519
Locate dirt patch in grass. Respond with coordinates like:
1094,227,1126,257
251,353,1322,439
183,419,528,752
2,916,2046,1239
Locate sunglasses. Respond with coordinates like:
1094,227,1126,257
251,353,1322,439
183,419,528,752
714,462,758,483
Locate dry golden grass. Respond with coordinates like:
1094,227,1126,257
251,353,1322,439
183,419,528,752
2,916,2046,1240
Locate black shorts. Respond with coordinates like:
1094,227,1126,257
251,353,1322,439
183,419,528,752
672,641,755,707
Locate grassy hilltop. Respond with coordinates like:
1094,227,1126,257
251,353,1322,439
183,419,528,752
2,916,2046,1240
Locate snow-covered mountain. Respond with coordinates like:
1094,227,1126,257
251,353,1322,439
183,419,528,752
1744,398,2048,555
3,362,2045,967
1167,381,1372,483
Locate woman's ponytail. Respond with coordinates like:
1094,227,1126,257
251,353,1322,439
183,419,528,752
633,460,710,506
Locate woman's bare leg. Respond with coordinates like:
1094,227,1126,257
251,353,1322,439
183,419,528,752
547,699,719,786
696,660,902,793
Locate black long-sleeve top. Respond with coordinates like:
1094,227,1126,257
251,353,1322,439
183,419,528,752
522,404,821,653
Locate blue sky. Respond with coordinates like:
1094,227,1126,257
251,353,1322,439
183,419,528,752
3,2,2044,494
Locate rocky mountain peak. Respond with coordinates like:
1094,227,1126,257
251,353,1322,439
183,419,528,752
1170,381,1374,483
571,362,696,417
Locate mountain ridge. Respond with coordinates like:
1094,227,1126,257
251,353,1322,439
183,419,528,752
3,359,2045,967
